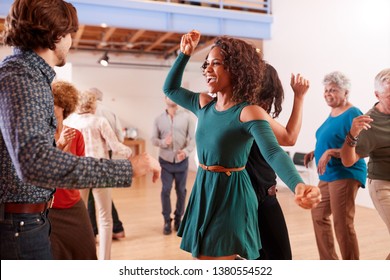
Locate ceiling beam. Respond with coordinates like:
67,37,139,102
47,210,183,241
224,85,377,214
97,27,116,49
145,32,173,52
72,24,85,48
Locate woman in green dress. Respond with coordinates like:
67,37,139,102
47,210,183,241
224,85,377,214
163,30,321,260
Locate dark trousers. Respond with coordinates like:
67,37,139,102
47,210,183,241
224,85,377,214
159,157,189,222
0,209,53,260
49,199,97,259
88,189,124,235
257,194,292,260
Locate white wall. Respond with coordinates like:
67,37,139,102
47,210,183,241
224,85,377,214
264,0,390,208
1,0,389,206
70,58,202,171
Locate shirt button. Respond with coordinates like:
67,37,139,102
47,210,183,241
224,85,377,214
20,221,24,226
15,232,19,237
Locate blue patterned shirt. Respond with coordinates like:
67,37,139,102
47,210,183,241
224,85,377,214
0,49,132,203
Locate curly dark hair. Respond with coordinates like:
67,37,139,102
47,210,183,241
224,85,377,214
52,80,79,119
203,36,266,104
2,0,78,51
254,63,284,118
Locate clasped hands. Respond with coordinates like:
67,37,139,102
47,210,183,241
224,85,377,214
294,183,321,209
129,153,161,183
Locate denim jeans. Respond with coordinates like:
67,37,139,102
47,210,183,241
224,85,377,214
0,209,52,260
159,157,189,222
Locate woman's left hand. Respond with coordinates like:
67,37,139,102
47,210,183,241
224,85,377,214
57,127,75,150
294,183,322,209
290,73,310,99
317,151,331,175
180,30,201,56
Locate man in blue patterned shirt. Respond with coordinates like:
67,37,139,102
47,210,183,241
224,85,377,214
0,0,160,260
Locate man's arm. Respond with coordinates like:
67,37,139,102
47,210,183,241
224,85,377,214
340,115,373,167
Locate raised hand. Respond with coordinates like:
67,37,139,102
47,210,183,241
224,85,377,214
349,115,373,138
180,30,201,56
290,73,310,99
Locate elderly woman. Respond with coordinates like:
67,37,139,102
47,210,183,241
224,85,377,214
65,90,132,260
163,30,321,260
49,80,97,259
304,71,367,260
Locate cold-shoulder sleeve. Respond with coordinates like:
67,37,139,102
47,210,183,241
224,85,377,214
163,52,200,115
244,120,304,192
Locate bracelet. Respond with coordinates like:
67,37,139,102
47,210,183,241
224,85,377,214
345,135,357,147
348,131,358,141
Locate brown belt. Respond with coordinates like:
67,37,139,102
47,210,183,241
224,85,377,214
199,163,245,176
267,185,277,196
4,198,54,214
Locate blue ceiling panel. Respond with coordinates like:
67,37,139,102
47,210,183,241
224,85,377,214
0,0,272,40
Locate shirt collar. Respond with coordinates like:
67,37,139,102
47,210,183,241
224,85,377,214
13,48,56,84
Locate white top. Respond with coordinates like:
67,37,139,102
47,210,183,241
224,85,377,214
65,113,132,159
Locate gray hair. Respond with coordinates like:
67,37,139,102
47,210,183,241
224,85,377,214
374,68,390,94
85,87,103,101
323,71,351,92
77,91,97,114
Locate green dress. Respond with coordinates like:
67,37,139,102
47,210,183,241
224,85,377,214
163,53,304,259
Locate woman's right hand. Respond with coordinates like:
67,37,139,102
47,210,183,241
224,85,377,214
294,183,321,209
180,30,201,56
303,151,314,168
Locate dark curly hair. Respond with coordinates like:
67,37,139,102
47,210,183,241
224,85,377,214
52,80,79,119
254,63,284,118
203,36,266,104
2,0,78,51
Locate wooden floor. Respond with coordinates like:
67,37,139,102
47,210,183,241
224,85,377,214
109,171,389,260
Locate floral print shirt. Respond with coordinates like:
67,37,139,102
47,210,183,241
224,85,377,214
0,49,132,204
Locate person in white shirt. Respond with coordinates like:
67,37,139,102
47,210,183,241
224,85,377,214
85,88,126,240
66,90,132,260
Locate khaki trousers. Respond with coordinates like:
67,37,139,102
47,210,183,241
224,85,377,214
311,179,360,260
368,179,390,260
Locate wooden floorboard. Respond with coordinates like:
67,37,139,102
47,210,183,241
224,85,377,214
108,171,389,260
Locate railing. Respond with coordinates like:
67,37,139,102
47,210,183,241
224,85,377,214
154,0,271,14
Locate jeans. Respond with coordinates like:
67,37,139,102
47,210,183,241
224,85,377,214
159,157,189,222
0,209,52,260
